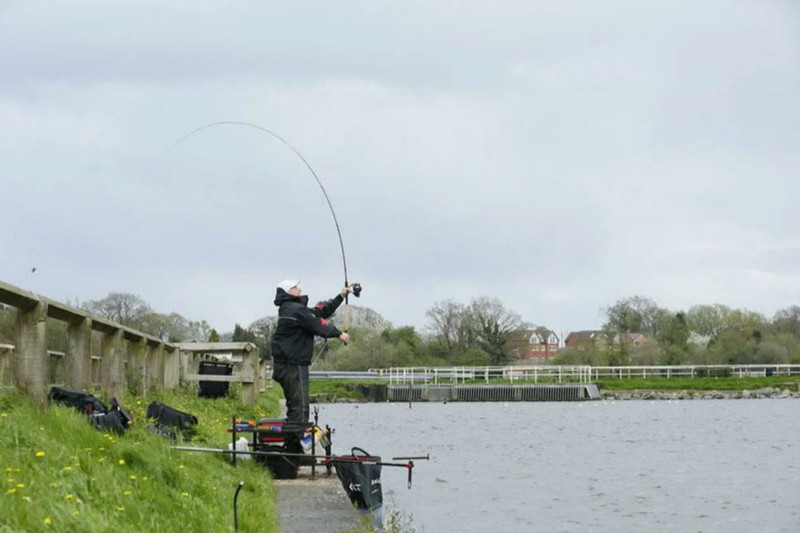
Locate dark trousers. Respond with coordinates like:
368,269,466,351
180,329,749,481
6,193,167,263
272,361,310,425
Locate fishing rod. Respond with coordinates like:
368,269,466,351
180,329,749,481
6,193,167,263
165,120,360,298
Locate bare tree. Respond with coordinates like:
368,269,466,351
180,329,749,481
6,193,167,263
83,293,152,326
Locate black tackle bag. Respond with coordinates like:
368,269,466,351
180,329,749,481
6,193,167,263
90,397,133,434
333,447,384,511
146,401,198,432
48,387,108,415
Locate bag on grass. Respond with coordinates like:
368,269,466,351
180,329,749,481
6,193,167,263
48,386,108,415
145,401,198,431
90,397,133,434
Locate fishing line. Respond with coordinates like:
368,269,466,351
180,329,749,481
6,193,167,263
165,120,350,288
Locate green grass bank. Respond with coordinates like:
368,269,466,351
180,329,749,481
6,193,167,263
0,387,283,532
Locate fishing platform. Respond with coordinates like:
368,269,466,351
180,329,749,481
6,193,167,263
312,365,603,402
387,383,601,402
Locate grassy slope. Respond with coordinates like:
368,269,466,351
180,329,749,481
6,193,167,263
0,387,283,533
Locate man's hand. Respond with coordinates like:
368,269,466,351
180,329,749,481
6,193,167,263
339,332,350,344
340,285,353,298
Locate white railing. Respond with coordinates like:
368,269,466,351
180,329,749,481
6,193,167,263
379,365,594,385
365,364,800,385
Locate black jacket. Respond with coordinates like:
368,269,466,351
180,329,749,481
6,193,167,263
271,288,344,365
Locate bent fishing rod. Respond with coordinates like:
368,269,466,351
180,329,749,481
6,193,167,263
166,120,362,305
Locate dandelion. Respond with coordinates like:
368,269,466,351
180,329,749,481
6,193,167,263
182,492,190,497
76,498,83,504
130,475,137,481
142,476,148,482
116,506,125,512
6,488,16,494
65,494,74,500
123,490,131,496
179,465,185,469
63,466,73,471
43,517,52,525
3,468,12,473
1,413,7,417
35,451,45,458
16,483,24,488
118,459,125,466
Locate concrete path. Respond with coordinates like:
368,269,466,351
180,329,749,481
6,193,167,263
274,470,367,533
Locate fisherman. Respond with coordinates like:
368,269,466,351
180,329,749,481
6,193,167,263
271,279,350,446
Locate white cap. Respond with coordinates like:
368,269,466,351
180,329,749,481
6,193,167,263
278,279,301,292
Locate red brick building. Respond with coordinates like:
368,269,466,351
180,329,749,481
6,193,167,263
509,327,560,362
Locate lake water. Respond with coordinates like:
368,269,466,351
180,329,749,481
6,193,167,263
318,399,800,533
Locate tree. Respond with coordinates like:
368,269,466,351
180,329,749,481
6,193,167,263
467,297,522,364
232,324,258,344
603,296,668,338
83,293,152,327
771,306,800,337
425,300,469,353
425,297,522,364
208,329,220,342
659,312,690,365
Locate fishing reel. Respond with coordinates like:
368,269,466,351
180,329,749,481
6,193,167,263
351,283,362,297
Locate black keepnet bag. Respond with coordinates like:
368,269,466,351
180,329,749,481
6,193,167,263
333,447,383,511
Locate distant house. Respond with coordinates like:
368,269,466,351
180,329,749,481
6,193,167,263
624,332,646,346
564,330,604,351
509,327,559,363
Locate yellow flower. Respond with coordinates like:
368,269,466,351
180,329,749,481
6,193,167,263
35,451,45,458
142,476,148,481
118,459,125,466
116,506,125,512
123,490,131,496
16,483,24,488
179,465,185,469
182,492,190,497
6,488,16,494
63,466,73,471
73,511,79,517
65,494,74,500
130,475,137,481
43,517,52,525
3,468,12,473
1,413,7,417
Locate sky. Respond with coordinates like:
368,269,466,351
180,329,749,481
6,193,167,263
2,0,799,338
